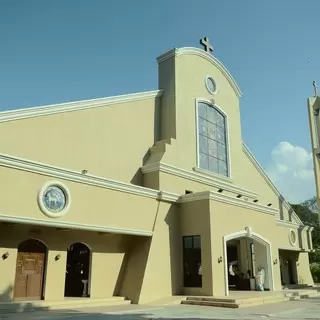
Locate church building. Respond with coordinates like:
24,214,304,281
0,38,314,306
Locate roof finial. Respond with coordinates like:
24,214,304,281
313,80,318,97
200,37,213,54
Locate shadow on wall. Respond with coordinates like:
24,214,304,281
165,205,182,295
130,97,162,187
114,236,152,304
114,204,182,302
130,149,151,186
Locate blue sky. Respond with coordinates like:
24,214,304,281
0,0,318,203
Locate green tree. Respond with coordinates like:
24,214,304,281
290,202,320,263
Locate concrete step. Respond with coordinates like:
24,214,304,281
182,299,239,308
182,294,289,309
0,296,131,313
284,290,320,300
283,284,313,290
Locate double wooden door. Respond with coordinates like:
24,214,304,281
14,252,45,300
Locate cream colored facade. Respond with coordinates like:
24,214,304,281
0,44,314,305
308,96,320,217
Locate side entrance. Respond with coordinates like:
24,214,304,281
13,239,47,301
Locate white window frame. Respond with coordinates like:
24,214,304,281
195,98,232,179
205,75,218,95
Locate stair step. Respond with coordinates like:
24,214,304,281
182,300,239,308
186,297,237,303
182,294,290,309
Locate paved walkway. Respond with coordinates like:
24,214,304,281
2,297,320,319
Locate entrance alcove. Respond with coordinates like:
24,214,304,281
223,228,273,295
64,242,91,298
279,249,298,286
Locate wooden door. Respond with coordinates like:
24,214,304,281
14,252,45,300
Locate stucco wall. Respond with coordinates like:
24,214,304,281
180,200,213,296
0,165,158,233
0,224,131,301
0,97,160,185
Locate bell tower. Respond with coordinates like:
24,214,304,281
307,82,320,221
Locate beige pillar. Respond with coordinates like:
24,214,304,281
308,227,314,250
307,98,320,217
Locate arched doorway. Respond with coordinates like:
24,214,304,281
14,239,47,301
223,229,274,296
64,243,91,297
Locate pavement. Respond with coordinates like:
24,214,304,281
3,298,320,320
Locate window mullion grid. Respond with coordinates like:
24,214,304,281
197,103,228,177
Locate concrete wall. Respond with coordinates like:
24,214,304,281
0,97,160,185
0,165,159,234
0,224,131,301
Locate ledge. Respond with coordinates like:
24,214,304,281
0,213,153,237
0,90,163,123
192,167,234,184
276,219,305,229
0,152,178,202
179,190,278,216
142,162,259,199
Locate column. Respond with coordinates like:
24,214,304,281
308,98,320,212
308,227,314,250
311,99,320,150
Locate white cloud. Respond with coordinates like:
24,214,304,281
266,141,315,204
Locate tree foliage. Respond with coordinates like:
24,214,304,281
290,201,320,263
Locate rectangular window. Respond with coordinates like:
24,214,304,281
183,235,202,287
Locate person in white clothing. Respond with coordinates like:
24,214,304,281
256,267,265,291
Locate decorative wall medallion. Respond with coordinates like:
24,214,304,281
289,229,297,246
38,181,71,218
205,75,218,95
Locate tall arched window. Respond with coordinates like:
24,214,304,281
197,102,229,176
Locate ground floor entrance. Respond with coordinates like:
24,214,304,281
13,239,46,301
226,239,252,291
64,242,91,298
279,249,298,286
224,229,273,295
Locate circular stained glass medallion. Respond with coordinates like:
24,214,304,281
43,185,67,213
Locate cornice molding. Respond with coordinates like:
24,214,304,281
0,213,153,237
141,162,259,199
0,90,163,123
278,246,307,252
242,142,304,226
0,153,178,202
179,190,278,215
276,219,304,229
156,47,242,98
192,167,234,184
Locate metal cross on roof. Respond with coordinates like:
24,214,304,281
313,80,318,97
200,37,213,54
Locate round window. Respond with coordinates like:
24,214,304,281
38,181,71,218
205,76,217,94
43,185,67,213
289,229,297,246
